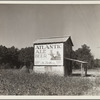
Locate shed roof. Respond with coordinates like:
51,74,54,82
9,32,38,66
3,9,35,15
33,36,73,46
65,57,88,64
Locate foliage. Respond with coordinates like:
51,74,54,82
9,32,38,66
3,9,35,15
18,47,34,68
0,45,34,69
0,45,8,64
0,69,93,95
71,44,94,69
0,45,19,68
94,59,100,68
7,46,19,68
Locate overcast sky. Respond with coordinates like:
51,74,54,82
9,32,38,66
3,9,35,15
0,4,100,59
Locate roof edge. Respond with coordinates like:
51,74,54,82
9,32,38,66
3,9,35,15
39,35,70,40
69,36,74,46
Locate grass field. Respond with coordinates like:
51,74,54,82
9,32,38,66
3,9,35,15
0,69,100,95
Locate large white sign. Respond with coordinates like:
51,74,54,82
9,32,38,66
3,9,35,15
34,43,63,65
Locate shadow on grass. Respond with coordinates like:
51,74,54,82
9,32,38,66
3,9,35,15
71,73,94,77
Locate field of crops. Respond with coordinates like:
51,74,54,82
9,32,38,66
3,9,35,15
0,69,100,95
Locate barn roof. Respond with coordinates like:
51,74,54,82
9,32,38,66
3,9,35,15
33,36,73,46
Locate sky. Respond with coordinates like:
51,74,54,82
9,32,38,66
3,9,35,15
0,4,100,59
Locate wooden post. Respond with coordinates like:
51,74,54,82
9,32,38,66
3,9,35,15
81,63,84,77
85,65,87,76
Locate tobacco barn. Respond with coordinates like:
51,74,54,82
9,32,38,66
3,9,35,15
33,36,74,76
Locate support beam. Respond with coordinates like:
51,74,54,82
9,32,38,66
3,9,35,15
84,65,87,76
81,63,84,77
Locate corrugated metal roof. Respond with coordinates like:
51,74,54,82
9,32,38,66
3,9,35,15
33,36,70,44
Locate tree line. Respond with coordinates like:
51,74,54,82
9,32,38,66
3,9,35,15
0,44,100,69
0,45,34,69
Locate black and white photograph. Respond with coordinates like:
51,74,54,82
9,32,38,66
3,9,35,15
0,2,100,98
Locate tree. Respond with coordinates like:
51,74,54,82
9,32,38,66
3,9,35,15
0,45,19,69
72,44,94,69
7,46,20,68
18,47,34,69
0,45,8,64
94,59,100,68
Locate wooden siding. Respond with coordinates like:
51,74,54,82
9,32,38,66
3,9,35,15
64,38,73,76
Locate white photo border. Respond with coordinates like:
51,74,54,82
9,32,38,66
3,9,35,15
0,1,100,99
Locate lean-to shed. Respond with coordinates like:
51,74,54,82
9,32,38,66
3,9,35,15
33,36,74,76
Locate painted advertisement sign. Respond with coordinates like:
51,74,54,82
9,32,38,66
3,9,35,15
34,43,63,65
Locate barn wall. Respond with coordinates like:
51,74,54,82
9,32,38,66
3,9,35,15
64,39,72,58
34,66,64,76
64,39,73,76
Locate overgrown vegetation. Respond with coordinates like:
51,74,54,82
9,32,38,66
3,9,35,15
0,69,94,95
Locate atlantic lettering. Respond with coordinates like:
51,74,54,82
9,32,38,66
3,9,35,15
35,44,62,50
